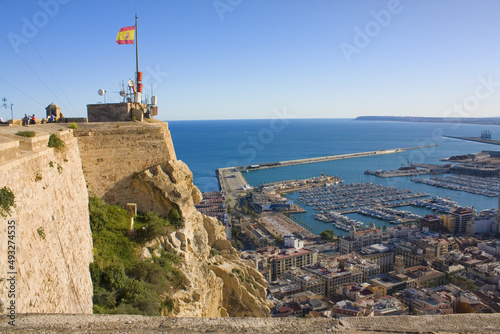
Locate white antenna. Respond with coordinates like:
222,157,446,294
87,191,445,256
98,89,107,103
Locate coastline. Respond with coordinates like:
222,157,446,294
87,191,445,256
356,116,500,125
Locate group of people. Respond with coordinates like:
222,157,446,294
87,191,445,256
22,114,36,126
22,113,64,125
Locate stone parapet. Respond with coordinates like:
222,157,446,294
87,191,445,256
2,313,500,333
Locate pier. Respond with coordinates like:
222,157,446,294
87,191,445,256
217,144,437,201
243,144,437,171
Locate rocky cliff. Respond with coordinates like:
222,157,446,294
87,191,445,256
131,160,270,317
75,122,271,316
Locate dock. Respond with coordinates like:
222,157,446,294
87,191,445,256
364,163,451,178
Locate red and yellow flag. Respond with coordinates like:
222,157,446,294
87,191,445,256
116,26,135,44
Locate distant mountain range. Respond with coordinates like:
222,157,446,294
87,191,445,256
355,116,500,125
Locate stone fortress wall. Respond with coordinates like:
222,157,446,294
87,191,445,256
0,126,93,313
73,121,176,207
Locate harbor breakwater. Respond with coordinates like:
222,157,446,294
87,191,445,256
217,145,437,197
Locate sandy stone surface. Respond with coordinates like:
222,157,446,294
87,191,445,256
1,314,500,333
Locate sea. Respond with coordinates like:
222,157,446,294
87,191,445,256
168,118,500,236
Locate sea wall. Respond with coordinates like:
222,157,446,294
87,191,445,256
0,128,93,313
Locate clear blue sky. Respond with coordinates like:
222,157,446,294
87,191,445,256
1,0,500,120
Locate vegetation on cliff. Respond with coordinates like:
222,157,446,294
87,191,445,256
89,196,185,315
47,133,65,151
0,186,15,217
15,130,36,137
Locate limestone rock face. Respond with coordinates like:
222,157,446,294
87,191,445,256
131,160,271,317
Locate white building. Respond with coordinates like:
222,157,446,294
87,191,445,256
478,241,500,257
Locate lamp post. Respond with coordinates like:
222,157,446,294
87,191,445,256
2,97,13,121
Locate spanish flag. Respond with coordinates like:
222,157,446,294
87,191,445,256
116,26,135,44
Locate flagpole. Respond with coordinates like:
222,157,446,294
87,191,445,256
135,12,139,103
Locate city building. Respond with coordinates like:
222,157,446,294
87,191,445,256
304,263,363,298
448,208,474,235
359,243,395,273
466,210,496,235
478,240,500,257
336,283,387,302
419,215,444,233
250,191,291,213
268,282,301,299
337,254,381,282
283,267,326,296
397,287,454,315
368,271,417,295
269,243,318,281
195,191,230,235
403,265,446,288
339,228,387,255
386,225,412,239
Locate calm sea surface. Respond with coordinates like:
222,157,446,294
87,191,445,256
169,119,499,235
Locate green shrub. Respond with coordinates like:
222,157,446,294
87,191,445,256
69,122,78,129
16,131,35,137
89,197,184,316
162,296,175,313
37,227,46,240
168,208,182,228
210,248,221,257
0,187,15,217
47,133,65,151
135,211,172,241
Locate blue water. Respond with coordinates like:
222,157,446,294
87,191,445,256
169,119,499,235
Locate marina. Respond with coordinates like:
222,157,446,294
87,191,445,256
174,119,500,236
293,182,430,230
295,182,429,213
358,206,421,224
411,175,499,197
412,196,462,213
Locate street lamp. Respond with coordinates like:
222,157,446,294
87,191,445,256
2,97,13,121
